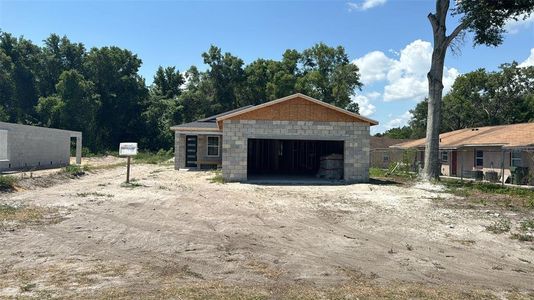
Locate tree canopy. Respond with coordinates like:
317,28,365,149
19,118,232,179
380,63,534,140
0,31,363,152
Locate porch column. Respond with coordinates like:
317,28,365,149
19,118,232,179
75,134,82,164
174,132,186,170
501,149,505,186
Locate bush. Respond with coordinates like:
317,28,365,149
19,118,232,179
0,175,18,191
63,164,86,177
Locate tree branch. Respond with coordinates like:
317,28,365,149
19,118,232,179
445,21,469,48
428,13,439,32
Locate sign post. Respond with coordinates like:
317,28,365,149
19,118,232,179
119,143,138,183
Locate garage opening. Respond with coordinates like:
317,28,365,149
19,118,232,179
247,139,344,180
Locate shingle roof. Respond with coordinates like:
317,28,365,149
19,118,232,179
392,123,534,149
371,136,413,149
170,105,254,131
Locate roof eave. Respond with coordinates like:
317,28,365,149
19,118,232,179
170,126,221,132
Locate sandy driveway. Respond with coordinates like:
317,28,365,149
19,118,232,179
0,162,533,299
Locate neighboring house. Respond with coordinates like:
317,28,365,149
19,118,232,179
370,136,414,169
171,93,378,182
0,122,82,173
392,123,534,184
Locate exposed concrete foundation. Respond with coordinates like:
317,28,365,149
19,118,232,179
0,122,82,172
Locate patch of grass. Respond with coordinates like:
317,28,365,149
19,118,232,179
443,179,534,210
0,204,43,222
511,233,534,242
520,219,534,232
486,218,511,234
0,204,60,230
133,149,173,165
76,192,113,198
369,167,417,183
19,282,36,292
0,175,18,191
86,162,126,171
120,180,144,188
93,281,502,300
62,164,89,177
209,170,225,184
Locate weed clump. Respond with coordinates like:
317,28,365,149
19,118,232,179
0,175,18,191
63,165,89,177
486,218,511,234
209,170,224,184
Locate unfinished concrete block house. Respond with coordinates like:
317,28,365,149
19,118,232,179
171,93,378,182
0,121,82,172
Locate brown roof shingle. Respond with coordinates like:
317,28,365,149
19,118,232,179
371,136,413,149
392,123,534,149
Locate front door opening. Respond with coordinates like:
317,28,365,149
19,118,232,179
247,139,344,179
185,135,198,168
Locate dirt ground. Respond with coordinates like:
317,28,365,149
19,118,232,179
1,159,533,299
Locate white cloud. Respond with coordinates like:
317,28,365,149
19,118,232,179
519,48,534,67
366,91,381,99
351,93,378,116
354,39,460,102
505,13,534,34
384,111,413,130
347,0,386,11
353,51,394,85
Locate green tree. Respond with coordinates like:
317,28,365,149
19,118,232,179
409,98,429,139
423,0,534,179
36,70,100,148
201,45,245,113
39,34,85,97
0,32,41,122
84,46,148,150
381,126,414,139
142,66,185,150
0,49,16,121
346,102,359,114
298,43,362,108
410,63,534,136
152,66,184,99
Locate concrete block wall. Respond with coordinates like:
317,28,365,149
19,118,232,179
196,135,222,166
0,122,81,172
222,120,370,183
174,132,186,169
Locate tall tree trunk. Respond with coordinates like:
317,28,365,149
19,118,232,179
423,0,450,180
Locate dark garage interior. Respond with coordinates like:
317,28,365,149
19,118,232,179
247,139,344,179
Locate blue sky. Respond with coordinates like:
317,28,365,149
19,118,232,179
1,0,533,133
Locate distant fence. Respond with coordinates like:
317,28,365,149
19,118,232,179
370,148,534,187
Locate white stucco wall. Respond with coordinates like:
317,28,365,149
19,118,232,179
0,122,81,172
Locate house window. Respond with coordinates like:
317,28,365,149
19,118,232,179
383,153,389,163
207,136,220,156
440,151,448,163
0,130,7,160
475,150,483,167
511,150,522,167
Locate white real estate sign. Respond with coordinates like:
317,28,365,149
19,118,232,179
119,143,138,156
